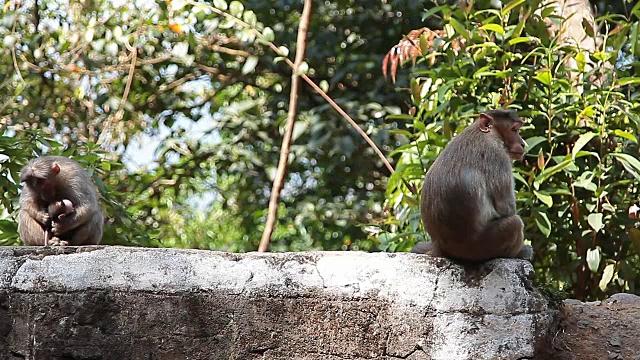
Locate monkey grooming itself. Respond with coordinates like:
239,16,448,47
412,109,533,262
45,199,75,246
18,156,104,246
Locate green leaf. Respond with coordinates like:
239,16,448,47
479,24,504,35
513,172,527,187
423,5,449,20
614,130,638,143
575,51,586,72
534,190,553,207
501,0,525,17
618,77,640,86
262,27,275,42
229,1,244,17
587,213,604,232
508,36,536,45
593,51,612,62
535,211,551,238
243,10,257,26
524,136,546,152
572,132,596,160
212,0,227,10
449,18,470,41
540,6,556,18
242,56,259,74
411,78,422,104
535,71,552,86
630,21,638,56
533,159,573,189
586,247,600,273
599,264,615,291
632,0,640,18
611,153,640,181
573,172,597,192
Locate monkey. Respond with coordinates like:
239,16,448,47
412,109,533,262
18,156,104,246
45,199,75,246
49,199,75,221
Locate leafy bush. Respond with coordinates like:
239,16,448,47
381,0,640,300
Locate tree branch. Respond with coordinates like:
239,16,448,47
258,0,312,252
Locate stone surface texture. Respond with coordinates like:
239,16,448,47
0,246,555,359
542,294,640,360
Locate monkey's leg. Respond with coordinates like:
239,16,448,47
475,215,526,260
68,212,103,245
410,242,442,256
18,212,47,246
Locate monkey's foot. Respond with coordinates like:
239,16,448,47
411,242,434,255
48,237,69,247
516,244,533,262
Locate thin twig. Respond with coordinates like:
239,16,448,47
98,37,138,145
197,0,395,174
258,0,313,252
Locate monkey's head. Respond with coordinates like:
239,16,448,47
478,110,526,160
20,157,61,200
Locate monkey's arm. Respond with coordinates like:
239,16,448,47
20,194,50,225
51,202,96,236
490,177,517,216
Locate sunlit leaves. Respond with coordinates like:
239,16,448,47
599,264,616,291
384,0,640,300
262,27,275,42
534,70,552,86
243,10,257,26
535,211,551,238
587,213,604,232
229,1,244,17
586,247,601,272
241,56,259,74
479,24,504,35
571,132,597,160
213,0,228,10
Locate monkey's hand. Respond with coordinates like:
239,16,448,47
51,220,70,237
22,202,51,225
37,211,51,226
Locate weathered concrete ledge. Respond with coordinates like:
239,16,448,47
0,246,554,359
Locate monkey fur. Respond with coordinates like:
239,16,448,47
413,109,533,262
45,199,75,246
18,156,103,246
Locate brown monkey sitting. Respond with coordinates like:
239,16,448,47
45,199,75,246
18,156,104,246
412,109,533,262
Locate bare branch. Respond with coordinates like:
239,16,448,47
258,0,313,252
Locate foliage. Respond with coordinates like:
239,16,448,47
381,0,640,300
0,0,423,250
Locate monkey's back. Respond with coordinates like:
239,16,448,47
421,125,512,245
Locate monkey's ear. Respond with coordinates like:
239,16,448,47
51,162,61,176
478,113,494,133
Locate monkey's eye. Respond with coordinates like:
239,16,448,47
30,178,44,188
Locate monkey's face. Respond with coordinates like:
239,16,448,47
25,176,46,191
24,176,55,201
502,121,525,160
20,159,61,201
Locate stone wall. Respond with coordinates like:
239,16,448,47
0,246,601,359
